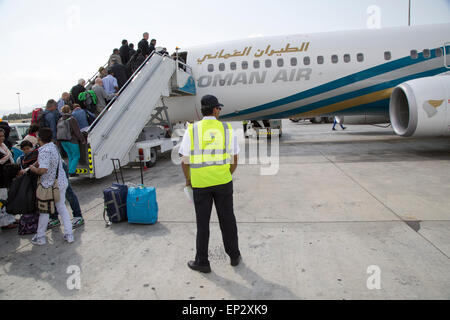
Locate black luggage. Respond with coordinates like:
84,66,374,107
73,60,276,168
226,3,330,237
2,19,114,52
103,159,128,226
6,173,36,215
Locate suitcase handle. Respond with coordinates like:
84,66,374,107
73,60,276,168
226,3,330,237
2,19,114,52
111,159,125,184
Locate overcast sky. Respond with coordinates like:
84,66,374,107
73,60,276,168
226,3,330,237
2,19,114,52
0,0,449,116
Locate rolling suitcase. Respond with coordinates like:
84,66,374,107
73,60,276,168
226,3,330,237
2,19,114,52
126,153,158,225
103,159,128,226
127,185,158,225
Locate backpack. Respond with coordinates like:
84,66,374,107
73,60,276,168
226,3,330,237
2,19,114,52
78,90,98,106
31,108,45,127
56,117,72,141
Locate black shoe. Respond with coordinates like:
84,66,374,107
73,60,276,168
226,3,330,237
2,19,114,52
332,128,337,131
230,255,242,267
70,173,79,177
187,261,211,273
342,127,347,130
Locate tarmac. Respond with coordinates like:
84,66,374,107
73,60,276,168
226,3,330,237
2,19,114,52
1,120,449,300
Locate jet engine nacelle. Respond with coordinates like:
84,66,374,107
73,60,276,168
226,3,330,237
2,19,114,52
389,76,450,137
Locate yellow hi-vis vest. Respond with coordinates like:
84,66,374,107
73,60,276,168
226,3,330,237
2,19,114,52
189,119,233,188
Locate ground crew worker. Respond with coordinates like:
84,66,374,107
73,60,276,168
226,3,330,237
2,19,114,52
179,95,241,274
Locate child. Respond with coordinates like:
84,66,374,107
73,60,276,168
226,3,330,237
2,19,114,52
18,140,39,171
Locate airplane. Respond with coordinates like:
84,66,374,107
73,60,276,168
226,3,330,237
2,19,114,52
82,23,450,178
165,23,450,137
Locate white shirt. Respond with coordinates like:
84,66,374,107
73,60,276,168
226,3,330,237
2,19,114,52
179,117,240,157
38,142,68,190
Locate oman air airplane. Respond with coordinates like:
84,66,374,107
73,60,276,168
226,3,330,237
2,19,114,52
85,23,450,178
164,23,450,137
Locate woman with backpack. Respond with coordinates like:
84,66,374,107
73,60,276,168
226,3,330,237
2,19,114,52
57,105,86,177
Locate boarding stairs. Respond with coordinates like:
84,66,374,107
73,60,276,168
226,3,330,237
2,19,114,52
77,51,196,179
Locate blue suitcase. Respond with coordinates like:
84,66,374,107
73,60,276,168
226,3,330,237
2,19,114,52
103,183,128,224
127,185,158,225
103,159,128,225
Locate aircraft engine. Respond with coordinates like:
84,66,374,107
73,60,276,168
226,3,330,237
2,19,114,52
389,76,450,137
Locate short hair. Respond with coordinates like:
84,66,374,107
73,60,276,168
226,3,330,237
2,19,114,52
38,127,53,143
29,123,39,134
78,78,85,85
108,68,114,75
20,140,33,149
46,99,57,108
201,106,215,117
129,43,134,48
122,39,127,45
151,39,156,43
143,32,149,37
113,48,119,53
73,104,81,110
61,105,71,114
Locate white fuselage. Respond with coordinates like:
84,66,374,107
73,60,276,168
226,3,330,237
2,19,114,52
165,23,450,123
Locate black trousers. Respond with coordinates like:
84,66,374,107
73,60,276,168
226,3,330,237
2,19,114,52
193,181,240,265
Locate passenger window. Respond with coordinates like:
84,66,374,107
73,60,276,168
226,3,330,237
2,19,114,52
291,57,298,66
384,51,391,61
265,59,272,68
242,61,248,70
303,56,311,65
219,63,225,71
344,54,351,63
253,60,260,69
317,56,324,65
357,53,364,62
230,62,237,70
435,48,443,57
277,58,284,67
208,64,214,72
331,55,338,64
423,49,431,58
410,50,418,59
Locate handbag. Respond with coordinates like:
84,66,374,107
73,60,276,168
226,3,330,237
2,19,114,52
36,156,61,214
6,173,36,215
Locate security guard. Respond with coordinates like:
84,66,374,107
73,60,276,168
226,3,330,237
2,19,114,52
179,95,241,273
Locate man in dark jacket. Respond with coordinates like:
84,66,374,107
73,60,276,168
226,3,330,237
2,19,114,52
119,39,130,65
70,79,86,108
149,39,157,56
129,43,136,58
111,58,129,89
138,32,150,57
129,49,146,75
43,99,60,141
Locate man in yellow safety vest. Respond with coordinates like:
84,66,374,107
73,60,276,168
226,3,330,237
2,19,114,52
179,95,241,273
